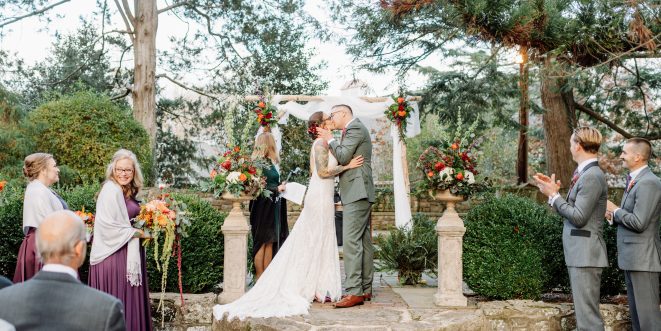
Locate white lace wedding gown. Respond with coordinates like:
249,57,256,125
213,139,342,321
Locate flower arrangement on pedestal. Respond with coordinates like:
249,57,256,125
385,95,414,141
133,191,190,327
202,146,270,198
415,116,490,198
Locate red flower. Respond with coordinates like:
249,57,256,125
456,172,464,181
265,112,273,119
248,166,257,175
434,162,445,171
398,104,404,111
221,160,232,170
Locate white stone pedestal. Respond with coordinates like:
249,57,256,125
218,194,251,304
434,191,468,307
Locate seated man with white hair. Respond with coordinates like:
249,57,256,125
0,210,126,331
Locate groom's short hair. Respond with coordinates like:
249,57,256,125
332,104,353,115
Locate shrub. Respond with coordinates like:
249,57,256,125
26,91,152,185
463,194,566,299
146,193,226,293
375,213,437,285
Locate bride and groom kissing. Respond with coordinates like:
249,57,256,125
213,104,376,320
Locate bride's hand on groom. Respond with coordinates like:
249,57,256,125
348,155,364,169
316,127,332,141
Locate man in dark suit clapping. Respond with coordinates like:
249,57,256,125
0,210,126,331
606,138,661,331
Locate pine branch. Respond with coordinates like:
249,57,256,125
0,0,70,28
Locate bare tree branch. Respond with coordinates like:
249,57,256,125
574,101,660,140
121,0,135,25
0,0,71,28
156,73,221,101
110,87,131,101
113,0,135,42
157,0,193,14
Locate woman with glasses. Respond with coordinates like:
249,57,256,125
89,149,153,331
14,153,68,282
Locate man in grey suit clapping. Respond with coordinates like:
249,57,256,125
533,127,608,331
0,210,126,331
606,138,661,331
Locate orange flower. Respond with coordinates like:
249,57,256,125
234,146,241,153
239,173,247,182
157,214,169,227
427,171,434,177
258,101,265,108
398,111,406,117
451,143,459,150
397,97,405,103
0,180,6,192
456,172,464,181
210,169,218,179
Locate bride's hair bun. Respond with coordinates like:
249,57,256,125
307,111,325,140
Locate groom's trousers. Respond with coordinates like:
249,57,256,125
342,199,374,296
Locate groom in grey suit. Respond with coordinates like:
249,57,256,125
0,211,125,331
318,104,375,308
606,138,661,331
534,127,608,331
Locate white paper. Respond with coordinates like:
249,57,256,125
280,182,307,205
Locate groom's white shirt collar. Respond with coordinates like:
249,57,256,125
42,263,78,280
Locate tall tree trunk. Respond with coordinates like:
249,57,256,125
540,56,575,187
133,0,158,147
516,46,529,185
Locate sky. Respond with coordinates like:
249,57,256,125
0,0,429,97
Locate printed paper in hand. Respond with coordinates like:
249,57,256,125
281,182,307,205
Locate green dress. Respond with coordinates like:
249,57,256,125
248,162,289,259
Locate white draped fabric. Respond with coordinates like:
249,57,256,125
262,94,421,229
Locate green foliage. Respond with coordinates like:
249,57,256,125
375,214,437,285
146,193,226,294
26,91,152,185
280,117,312,185
463,194,566,299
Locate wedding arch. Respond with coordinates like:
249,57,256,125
245,93,422,229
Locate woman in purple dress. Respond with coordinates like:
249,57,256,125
14,153,68,282
89,149,152,331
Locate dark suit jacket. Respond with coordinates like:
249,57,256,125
614,167,661,271
0,276,11,290
0,271,125,331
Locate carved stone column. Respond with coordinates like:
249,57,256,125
434,190,468,307
218,193,251,304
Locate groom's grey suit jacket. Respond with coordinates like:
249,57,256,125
0,271,126,331
552,164,609,268
614,167,661,271
329,118,375,204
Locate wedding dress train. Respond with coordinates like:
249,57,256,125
213,139,342,320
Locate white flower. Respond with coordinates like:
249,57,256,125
439,168,454,182
226,171,242,183
464,171,476,184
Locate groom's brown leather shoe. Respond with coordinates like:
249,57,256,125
334,295,364,308
363,293,372,301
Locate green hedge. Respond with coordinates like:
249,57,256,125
464,194,566,299
26,91,152,185
146,193,226,293
0,184,26,278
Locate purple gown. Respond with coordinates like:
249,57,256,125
89,198,153,331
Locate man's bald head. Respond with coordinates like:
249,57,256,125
36,210,87,268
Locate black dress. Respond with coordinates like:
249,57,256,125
249,162,289,259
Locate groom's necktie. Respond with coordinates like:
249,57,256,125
341,128,347,140
625,174,633,192
566,169,579,199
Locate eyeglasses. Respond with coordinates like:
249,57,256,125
115,168,134,174
328,110,345,120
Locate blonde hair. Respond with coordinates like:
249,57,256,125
23,153,54,181
572,127,602,154
104,149,144,198
252,132,280,164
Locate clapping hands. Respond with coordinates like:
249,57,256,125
532,173,561,198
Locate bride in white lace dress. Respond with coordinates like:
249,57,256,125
213,111,364,321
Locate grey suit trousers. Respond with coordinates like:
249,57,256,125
625,271,661,331
342,199,374,296
568,267,605,331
